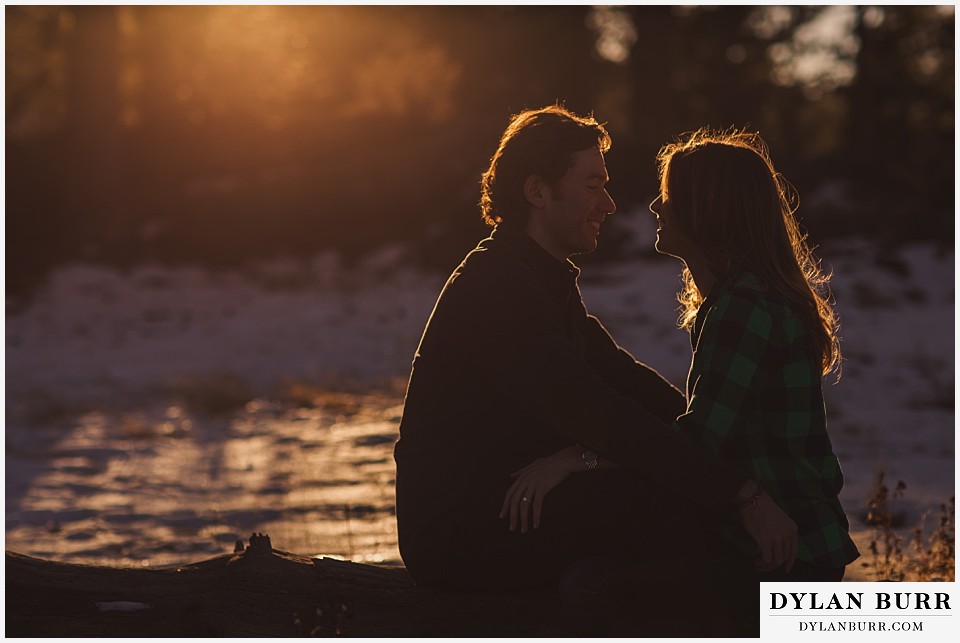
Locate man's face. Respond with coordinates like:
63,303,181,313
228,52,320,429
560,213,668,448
532,146,616,260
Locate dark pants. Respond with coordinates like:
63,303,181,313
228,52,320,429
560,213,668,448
555,549,846,637
706,555,846,636
440,469,709,589
436,469,845,636
761,558,845,582
438,469,739,636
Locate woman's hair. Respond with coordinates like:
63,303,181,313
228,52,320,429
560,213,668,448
656,128,841,377
480,104,611,227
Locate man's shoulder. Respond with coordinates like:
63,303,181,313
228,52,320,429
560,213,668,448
429,235,558,329
449,234,539,287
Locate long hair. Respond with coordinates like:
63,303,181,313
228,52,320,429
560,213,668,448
480,104,611,227
656,128,841,377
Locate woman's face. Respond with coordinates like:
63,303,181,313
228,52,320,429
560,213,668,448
649,191,692,261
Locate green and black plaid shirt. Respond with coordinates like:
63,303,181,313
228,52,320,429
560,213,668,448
674,271,859,570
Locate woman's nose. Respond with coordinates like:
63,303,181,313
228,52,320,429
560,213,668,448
649,197,661,214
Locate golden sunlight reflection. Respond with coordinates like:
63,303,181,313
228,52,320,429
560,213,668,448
5,389,403,567
342,38,460,121
7,5,462,139
163,5,460,128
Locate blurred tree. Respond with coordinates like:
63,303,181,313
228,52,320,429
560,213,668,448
609,5,954,245
844,6,954,244
59,6,126,261
7,6,66,295
615,5,777,202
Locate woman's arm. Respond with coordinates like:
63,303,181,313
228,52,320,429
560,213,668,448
677,284,798,571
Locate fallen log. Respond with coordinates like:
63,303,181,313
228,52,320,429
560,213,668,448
5,534,576,637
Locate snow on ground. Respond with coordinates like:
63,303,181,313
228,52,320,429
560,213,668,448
4,221,955,578
6,248,441,406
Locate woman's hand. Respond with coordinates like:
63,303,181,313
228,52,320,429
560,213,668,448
737,485,798,573
499,445,584,534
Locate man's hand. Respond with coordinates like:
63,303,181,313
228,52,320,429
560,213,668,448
499,446,583,533
737,485,798,573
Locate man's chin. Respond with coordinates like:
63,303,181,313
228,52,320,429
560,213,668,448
572,242,598,257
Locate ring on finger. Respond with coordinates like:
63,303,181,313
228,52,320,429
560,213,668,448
521,497,531,503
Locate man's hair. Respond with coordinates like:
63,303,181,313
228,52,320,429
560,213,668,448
657,127,841,377
480,105,611,227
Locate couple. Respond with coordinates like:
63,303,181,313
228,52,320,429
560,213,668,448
393,105,858,635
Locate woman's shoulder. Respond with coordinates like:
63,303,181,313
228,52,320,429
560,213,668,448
723,270,767,295
717,271,790,311
702,271,798,334
695,272,771,338
712,272,807,346
709,271,773,312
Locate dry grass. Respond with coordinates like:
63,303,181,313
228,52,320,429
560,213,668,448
866,470,907,580
866,469,955,581
912,497,955,581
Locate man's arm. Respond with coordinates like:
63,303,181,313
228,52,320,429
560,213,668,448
581,312,686,423
467,266,748,514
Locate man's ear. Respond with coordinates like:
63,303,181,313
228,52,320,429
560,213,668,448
523,175,550,209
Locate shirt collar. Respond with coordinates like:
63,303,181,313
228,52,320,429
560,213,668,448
692,269,763,340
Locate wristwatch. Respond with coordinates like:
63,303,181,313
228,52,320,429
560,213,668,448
581,449,599,470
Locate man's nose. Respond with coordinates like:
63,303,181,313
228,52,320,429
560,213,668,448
603,190,617,216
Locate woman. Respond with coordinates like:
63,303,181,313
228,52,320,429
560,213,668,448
647,128,859,581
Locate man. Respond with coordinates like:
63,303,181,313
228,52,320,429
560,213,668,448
393,105,795,599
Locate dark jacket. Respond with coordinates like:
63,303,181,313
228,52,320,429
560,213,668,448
394,223,749,585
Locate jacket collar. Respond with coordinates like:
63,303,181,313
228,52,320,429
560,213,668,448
488,222,580,300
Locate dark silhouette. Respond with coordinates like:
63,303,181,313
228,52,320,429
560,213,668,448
393,106,797,636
